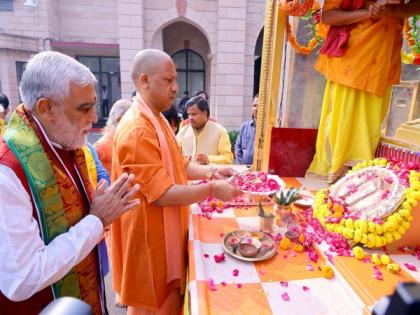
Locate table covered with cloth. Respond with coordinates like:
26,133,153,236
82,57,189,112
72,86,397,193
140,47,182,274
186,178,420,315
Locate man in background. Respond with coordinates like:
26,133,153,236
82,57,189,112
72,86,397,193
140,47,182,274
235,94,258,165
177,96,233,165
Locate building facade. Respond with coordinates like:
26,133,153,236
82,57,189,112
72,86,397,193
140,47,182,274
0,0,265,128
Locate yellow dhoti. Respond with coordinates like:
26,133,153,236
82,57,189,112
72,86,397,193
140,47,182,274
306,81,391,183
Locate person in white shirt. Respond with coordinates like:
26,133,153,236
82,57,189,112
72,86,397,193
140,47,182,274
176,96,233,165
0,51,140,315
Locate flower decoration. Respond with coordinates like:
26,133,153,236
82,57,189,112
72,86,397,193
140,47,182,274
352,246,365,260
285,0,328,55
401,16,420,65
321,265,334,279
312,159,420,248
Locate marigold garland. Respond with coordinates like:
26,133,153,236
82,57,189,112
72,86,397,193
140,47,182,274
313,158,420,248
285,0,327,55
401,16,420,65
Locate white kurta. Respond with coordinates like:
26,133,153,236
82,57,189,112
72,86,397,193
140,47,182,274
0,163,103,302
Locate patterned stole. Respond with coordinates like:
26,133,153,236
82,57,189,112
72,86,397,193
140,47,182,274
3,105,104,315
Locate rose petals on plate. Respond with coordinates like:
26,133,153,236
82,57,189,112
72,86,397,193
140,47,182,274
302,286,310,292
232,269,239,277
236,283,242,289
280,281,288,288
204,253,209,258
281,292,290,301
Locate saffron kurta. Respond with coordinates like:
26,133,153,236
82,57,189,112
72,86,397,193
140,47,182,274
176,120,233,164
306,0,404,182
110,105,189,310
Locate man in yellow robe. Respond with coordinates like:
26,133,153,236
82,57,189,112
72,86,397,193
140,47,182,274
306,0,420,183
110,49,242,315
176,96,233,165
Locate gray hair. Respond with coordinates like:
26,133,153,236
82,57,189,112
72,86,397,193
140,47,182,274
19,51,97,109
103,99,131,136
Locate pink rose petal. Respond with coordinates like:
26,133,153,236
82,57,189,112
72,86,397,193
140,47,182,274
232,269,239,277
302,286,310,292
306,264,314,271
204,253,209,258
221,281,227,286
281,292,290,301
236,283,242,288
404,263,417,271
280,281,288,288
373,271,383,280
214,253,226,263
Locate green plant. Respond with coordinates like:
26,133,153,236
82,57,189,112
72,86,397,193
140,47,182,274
228,130,239,152
257,202,275,218
273,187,302,206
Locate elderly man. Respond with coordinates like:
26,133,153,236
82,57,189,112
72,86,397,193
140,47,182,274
235,94,258,165
176,96,233,165
111,49,242,314
0,51,140,315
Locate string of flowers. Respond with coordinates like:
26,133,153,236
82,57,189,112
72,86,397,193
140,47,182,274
402,16,420,65
285,1,328,55
312,158,420,248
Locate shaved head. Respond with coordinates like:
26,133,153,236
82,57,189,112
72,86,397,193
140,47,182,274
131,49,178,113
131,49,173,84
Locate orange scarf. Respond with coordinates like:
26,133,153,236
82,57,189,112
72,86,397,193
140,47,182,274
133,95,182,284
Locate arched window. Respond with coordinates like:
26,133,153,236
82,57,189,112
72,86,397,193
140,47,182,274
172,49,205,97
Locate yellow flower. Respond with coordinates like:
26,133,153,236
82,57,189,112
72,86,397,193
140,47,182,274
321,265,334,279
375,224,384,235
298,234,305,243
375,235,383,248
384,221,396,232
380,254,391,265
361,233,368,245
371,253,382,266
407,198,418,207
368,222,376,233
345,219,354,229
352,246,365,260
384,232,394,244
359,221,368,234
392,231,401,240
333,204,344,213
366,234,376,248
294,244,304,253
279,237,291,250
387,263,400,273
353,230,362,243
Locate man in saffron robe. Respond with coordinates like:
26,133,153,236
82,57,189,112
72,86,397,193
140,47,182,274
306,0,420,183
0,51,140,315
111,49,242,314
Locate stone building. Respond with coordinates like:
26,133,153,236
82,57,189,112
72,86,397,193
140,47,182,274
0,0,265,128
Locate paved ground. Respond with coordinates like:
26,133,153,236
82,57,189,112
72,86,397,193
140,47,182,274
105,272,126,315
